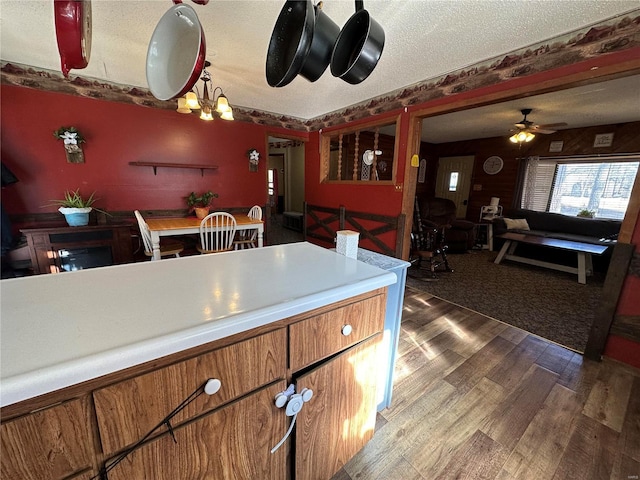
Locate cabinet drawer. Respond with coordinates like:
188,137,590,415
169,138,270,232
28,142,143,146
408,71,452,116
93,328,286,455
0,397,93,480
289,293,385,371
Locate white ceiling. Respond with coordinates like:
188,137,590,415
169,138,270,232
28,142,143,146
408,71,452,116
421,74,640,144
1,0,639,141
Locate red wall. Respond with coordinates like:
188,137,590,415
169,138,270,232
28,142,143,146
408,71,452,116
1,86,300,216
304,110,410,217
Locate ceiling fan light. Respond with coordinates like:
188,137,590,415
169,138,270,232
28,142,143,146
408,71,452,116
510,131,535,144
185,91,200,110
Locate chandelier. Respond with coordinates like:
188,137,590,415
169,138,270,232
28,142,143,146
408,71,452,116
176,61,234,121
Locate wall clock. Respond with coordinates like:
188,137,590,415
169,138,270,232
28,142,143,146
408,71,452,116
483,156,503,175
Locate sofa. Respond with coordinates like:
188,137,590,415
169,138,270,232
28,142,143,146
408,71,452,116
416,197,477,253
492,209,621,272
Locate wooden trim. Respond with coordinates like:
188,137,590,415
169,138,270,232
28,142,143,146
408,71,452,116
610,315,640,343
619,163,640,243
402,112,423,259
304,203,405,257
584,242,635,360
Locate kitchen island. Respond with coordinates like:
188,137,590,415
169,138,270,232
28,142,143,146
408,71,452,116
1,242,396,479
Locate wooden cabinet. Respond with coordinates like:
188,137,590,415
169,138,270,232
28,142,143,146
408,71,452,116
93,329,286,456
289,292,386,479
22,224,134,274
106,382,288,480
0,397,94,480
1,289,387,480
295,334,382,480
289,293,386,371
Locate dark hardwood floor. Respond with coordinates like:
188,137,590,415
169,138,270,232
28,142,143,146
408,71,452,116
333,287,640,480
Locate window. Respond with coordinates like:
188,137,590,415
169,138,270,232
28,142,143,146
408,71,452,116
448,172,459,191
521,156,639,220
320,116,400,184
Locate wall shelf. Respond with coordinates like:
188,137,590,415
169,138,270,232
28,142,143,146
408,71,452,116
129,161,219,176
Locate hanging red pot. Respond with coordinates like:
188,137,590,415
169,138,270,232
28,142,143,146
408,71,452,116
54,0,92,77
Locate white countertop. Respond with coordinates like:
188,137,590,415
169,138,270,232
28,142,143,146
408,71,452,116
0,242,396,407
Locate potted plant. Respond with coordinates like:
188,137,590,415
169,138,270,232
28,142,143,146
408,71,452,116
577,209,595,218
187,191,219,219
47,189,107,226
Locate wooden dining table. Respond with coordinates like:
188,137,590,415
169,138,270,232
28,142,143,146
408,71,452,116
145,215,264,260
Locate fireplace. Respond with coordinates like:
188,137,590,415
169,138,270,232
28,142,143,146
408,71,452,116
22,225,134,274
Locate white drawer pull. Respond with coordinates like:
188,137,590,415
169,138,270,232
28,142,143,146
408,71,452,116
204,378,222,395
341,324,353,336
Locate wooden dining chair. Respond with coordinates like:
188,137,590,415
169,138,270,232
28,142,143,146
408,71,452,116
233,205,263,250
134,210,184,260
198,212,237,254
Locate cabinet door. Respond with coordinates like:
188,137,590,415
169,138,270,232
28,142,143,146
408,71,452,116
105,381,287,480
94,329,286,455
295,334,382,480
0,397,93,480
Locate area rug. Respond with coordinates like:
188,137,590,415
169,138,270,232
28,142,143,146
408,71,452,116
405,250,605,352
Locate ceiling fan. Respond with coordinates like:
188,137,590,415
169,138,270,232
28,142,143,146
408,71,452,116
512,108,567,134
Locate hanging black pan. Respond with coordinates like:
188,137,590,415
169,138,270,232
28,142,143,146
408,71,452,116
331,0,384,84
266,0,315,87
299,3,340,82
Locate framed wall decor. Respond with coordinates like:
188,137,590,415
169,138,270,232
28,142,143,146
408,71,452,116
549,141,564,152
593,133,614,148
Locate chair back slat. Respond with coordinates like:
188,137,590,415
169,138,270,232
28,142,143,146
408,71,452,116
134,210,153,254
200,212,237,253
248,205,263,220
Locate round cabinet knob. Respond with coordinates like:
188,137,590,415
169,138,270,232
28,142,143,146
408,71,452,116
204,378,222,395
341,324,353,336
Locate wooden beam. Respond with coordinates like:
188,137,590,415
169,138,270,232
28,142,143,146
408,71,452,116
584,242,635,360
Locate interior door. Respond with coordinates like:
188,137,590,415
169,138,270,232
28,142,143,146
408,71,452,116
435,155,475,218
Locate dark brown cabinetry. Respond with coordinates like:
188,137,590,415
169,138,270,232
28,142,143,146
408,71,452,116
22,224,133,274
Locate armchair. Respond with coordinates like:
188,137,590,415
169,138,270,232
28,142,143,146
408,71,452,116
417,197,476,253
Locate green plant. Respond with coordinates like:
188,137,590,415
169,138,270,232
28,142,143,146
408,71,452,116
47,189,108,214
186,191,218,210
577,209,595,218
53,126,85,144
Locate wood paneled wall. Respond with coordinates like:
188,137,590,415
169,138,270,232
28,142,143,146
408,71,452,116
419,121,640,222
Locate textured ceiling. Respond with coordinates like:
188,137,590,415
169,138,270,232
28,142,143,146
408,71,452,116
1,0,638,123
421,74,640,144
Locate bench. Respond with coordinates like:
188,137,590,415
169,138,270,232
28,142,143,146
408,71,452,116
494,232,609,284
282,211,303,232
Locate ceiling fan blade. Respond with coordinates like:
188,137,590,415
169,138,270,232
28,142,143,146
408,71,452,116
538,122,568,128
534,128,557,134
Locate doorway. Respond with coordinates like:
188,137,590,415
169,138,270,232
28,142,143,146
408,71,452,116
434,155,474,218
266,136,306,245
405,72,640,358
